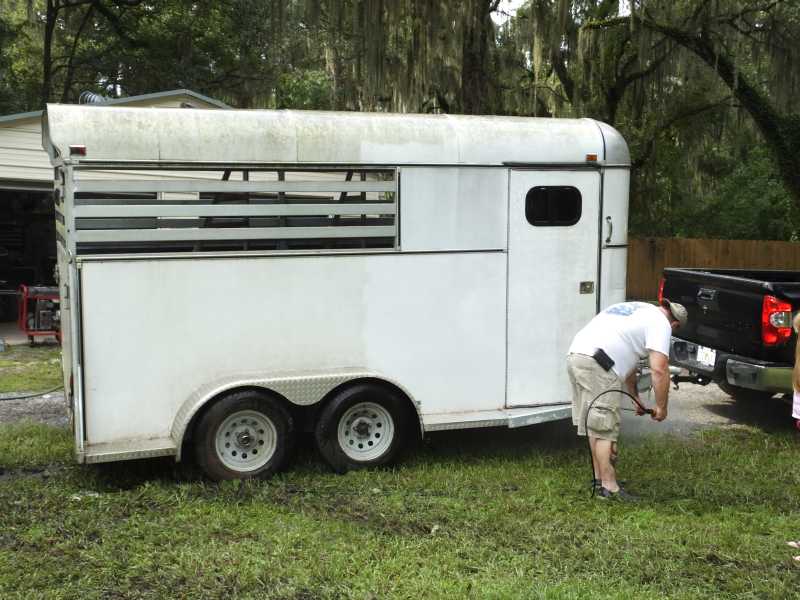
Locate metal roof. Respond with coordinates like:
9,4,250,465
0,89,229,124
43,105,630,166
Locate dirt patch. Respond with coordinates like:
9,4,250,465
0,464,64,482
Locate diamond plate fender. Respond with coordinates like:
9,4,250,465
170,368,422,460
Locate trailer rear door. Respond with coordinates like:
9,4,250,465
506,170,600,407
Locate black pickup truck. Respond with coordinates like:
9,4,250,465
661,268,799,401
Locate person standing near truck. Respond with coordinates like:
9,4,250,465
566,299,688,501
792,313,800,428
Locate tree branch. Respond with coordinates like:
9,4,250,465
91,0,145,48
633,97,733,170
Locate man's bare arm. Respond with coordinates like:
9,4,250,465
624,371,644,415
648,350,670,421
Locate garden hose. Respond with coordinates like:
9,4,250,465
0,385,64,402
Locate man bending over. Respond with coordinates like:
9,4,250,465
566,299,687,501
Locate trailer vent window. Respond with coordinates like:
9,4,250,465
63,168,398,255
525,186,581,226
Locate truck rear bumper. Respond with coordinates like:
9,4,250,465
669,336,792,394
725,359,792,393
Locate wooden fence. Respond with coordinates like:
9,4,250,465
626,237,800,300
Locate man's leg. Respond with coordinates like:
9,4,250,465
590,436,619,492
588,437,600,481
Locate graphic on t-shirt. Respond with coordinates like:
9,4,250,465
604,302,645,317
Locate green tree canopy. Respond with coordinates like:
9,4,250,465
0,0,797,240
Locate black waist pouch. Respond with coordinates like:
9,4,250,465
592,348,615,372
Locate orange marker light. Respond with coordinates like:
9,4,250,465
69,145,87,156
585,153,598,162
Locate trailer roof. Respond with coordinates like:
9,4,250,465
42,104,629,167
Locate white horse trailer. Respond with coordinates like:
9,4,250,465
43,104,630,480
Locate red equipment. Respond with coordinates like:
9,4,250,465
17,284,60,345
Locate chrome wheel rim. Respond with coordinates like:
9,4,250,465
215,410,277,472
338,402,394,461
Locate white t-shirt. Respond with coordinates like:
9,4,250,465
568,302,672,379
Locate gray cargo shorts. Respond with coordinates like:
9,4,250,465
566,353,625,441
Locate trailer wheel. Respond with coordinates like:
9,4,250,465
315,383,409,473
194,390,294,481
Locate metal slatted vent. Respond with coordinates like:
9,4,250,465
66,168,398,255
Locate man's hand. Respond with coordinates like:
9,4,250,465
651,405,668,421
635,403,646,416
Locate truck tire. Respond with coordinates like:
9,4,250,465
194,390,294,481
315,383,409,474
717,382,774,403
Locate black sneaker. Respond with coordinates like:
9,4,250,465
597,486,639,502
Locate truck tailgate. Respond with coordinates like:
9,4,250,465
662,268,797,363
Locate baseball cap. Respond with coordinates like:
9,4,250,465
661,299,688,328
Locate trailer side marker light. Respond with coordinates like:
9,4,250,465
586,153,598,162
69,145,86,156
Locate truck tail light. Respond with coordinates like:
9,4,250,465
761,295,792,345
657,277,665,303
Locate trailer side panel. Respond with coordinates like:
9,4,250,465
79,252,507,445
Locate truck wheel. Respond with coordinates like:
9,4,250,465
194,390,294,481
717,382,774,403
315,383,409,474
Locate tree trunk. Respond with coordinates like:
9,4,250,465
60,4,95,103
461,1,497,114
41,0,59,107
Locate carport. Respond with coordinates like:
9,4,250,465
0,89,229,321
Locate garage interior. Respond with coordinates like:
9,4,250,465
0,184,56,322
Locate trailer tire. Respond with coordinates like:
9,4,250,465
194,390,294,481
315,383,409,474
717,382,774,403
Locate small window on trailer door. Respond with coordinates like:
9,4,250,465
525,186,581,226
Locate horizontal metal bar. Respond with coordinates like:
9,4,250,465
75,248,509,262
70,160,629,169
75,225,397,243
73,203,396,218
83,438,177,463
75,180,396,194
73,161,401,170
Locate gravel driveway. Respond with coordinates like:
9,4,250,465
0,390,68,427
622,379,795,438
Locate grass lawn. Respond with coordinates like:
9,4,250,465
0,344,62,393
1,348,799,598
